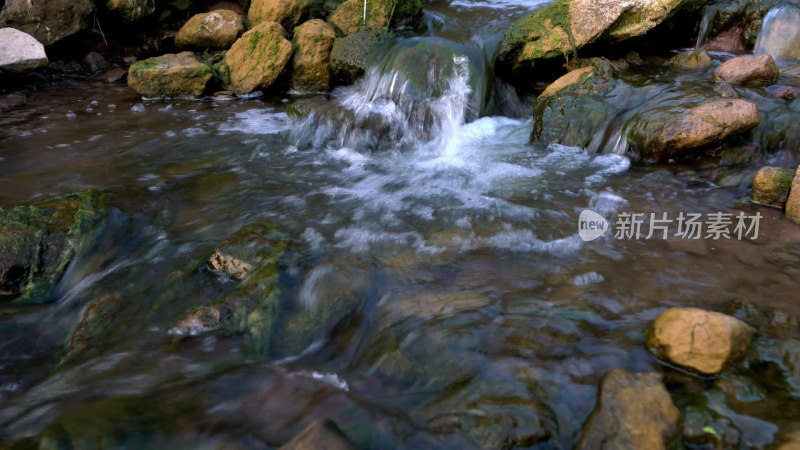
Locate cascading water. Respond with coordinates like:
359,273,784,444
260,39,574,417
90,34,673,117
695,4,721,49
755,1,800,63
291,37,488,152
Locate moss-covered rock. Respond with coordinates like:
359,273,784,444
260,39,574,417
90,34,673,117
751,166,795,208
330,28,391,85
291,19,337,92
496,0,689,78
105,0,156,23
785,164,800,223
223,21,293,94
0,191,109,305
0,0,94,45
329,0,422,36
128,52,215,98
671,49,713,68
170,221,289,355
627,99,761,162
175,10,245,50
248,0,324,32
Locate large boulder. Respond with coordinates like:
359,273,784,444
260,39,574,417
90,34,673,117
0,0,94,45
128,52,215,98
329,0,422,36
291,19,336,92
175,10,245,49
330,28,391,85
576,370,680,449
105,0,156,23
785,165,800,222
222,21,293,94
627,99,761,162
248,0,323,32
712,54,779,83
0,28,48,74
752,166,795,208
496,0,687,76
0,191,108,305
647,308,754,375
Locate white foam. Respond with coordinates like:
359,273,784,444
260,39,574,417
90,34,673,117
218,109,290,135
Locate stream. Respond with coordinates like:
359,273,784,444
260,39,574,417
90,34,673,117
2,0,800,448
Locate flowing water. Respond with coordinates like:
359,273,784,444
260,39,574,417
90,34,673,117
3,1,800,448
755,1,800,63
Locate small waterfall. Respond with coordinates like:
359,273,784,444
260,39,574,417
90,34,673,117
755,2,800,63
291,37,488,152
695,4,721,49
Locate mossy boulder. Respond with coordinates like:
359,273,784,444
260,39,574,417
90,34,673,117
751,166,795,208
496,0,688,78
105,0,156,23
785,164,800,223
248,0,324,32
670,49,713,68
0,0,94,45
627,99,761,162
291,19,336,92
128,52,215,98
175,10,245,49
0,191,109,305
330,28,391,85
223,21,293,94
329,0,422,36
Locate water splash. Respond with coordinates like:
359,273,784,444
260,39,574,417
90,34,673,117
755,2,800,63
291,37,487,153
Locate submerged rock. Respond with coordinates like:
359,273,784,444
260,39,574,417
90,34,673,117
291,19,336,93
628,99,761,162
647,308,754,375
128,52,215,98
785,165,800,222
329,0,422,36
171,221,290,354
671,49,713,68
105,0,156,23
0,191,109,304
496,0,688,77
175,10,245,50
279,419,357,450
751,166,795,208
577,370,680,449
248,0,323,32
0,28,48,74
712,54,779,83
330,29,391,85
222,21,293,94
0,0,94,45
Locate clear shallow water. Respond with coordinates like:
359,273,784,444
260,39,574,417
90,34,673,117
3,3,800,448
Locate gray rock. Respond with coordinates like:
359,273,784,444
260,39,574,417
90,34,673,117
0,28,48,74
0,0,94,45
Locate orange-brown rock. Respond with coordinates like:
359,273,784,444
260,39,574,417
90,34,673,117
712,54,779,83
223,21,293,95
291,19,336,92
647,308,754,375
576,369,681,450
